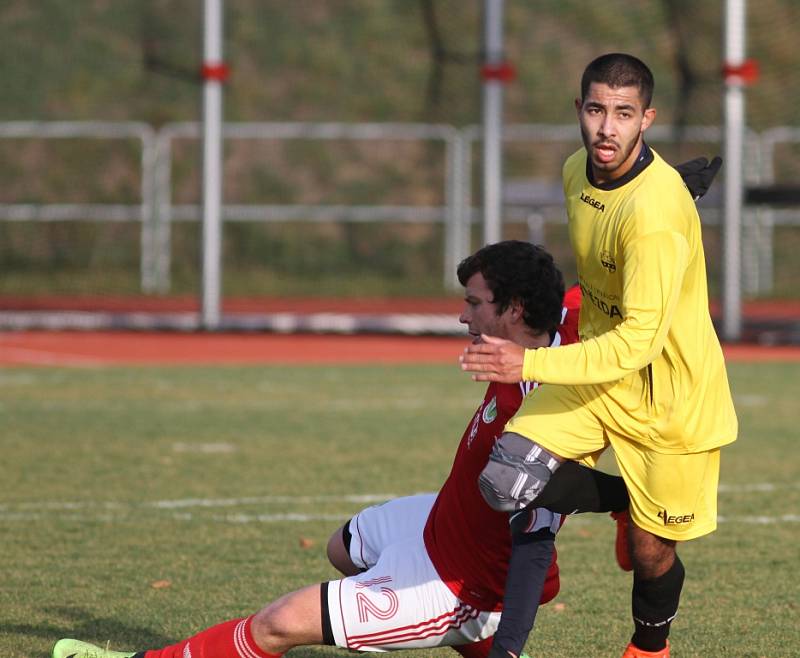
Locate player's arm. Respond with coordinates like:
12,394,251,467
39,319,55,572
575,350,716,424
523,228,689,384
464,228,689,385
489,467,629,658
488,510,559,658
460,163,715,386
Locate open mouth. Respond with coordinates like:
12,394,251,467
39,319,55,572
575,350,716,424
594,143,617,163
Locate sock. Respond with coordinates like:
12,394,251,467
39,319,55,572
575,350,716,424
142,616,282,658
535,461,629,514
631,556,685,652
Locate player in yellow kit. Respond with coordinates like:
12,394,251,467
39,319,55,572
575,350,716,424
460,53,737,658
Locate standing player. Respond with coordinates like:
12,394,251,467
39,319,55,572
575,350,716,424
461,53,737,658
52,241,631,658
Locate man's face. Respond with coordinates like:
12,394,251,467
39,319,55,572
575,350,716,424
459,272,515,343
575,82,656,184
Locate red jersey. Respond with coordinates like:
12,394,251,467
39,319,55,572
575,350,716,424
423,285,581,611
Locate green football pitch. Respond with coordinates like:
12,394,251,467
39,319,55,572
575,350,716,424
1,362,798,657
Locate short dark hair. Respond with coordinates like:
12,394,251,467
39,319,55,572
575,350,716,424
457,240,565,335
581,53,654,108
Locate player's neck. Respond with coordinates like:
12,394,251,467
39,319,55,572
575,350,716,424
518,330,551,350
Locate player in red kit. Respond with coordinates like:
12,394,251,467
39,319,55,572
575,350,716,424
324,262,594,655
52,241,630,658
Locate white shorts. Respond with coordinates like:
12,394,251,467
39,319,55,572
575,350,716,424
325,494,500,652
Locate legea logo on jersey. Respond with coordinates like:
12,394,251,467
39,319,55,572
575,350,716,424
580,191,605,212
482,397,498,424
600,250,617,272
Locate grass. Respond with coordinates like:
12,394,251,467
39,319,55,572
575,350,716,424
1,362,799,657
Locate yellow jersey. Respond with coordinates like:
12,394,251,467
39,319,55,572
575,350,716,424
520,146,737,453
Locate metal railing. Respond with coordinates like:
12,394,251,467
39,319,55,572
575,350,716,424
1,120,797,297
0,121,157,289
153,121,468,291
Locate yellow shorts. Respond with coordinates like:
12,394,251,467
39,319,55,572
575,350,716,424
505,383,720,541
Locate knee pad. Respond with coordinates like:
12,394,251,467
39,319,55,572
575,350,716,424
478,433,561,512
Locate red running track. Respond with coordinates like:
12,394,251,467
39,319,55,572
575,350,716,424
1,331,799,367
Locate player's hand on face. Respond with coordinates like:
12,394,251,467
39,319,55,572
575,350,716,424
459,334,526,383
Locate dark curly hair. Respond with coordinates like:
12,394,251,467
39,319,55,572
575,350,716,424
581,52,654,108
456,240,565,335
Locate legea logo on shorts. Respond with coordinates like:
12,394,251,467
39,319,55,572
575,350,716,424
482,397,498,424
658,509,695,525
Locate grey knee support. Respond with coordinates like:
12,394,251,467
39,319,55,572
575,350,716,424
478,432,561,512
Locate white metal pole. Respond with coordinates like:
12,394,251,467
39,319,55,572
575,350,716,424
201,0,225,330
482,0,505,245
722,0,746,341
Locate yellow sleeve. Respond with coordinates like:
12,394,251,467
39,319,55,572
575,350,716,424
521,230,689,385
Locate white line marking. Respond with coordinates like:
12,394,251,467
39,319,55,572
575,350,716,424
0,493,397,513
717,483,780,493
217,513,350,523
733,394,768,407
149,493,396,509
717,514,800,524
8,481,795,513
0,484,796,524
0,510,798,525
0,372,38,385
172,442,238,454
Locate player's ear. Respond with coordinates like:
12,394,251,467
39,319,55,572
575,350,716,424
509,299,524,321
641,107,656,131
574,97,582,115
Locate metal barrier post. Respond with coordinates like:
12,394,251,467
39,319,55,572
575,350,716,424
139,126,158,293
444,129,470,289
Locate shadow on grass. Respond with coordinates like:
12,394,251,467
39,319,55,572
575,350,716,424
9,605,175,657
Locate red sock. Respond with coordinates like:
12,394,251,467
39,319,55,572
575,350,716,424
143,616,282,658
